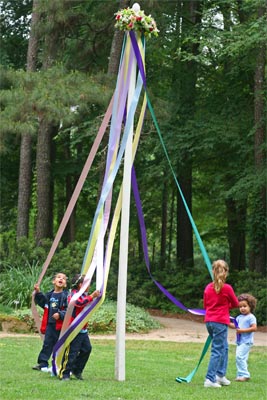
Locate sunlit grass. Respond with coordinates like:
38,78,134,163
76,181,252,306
0,336,266,400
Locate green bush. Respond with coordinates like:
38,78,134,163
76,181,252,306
230,271,267,325
50,240,87,278
0,303,13,315
0,262,52,308
0,235,52,273
87,300,161,333
0,300,161,334
0,236,266,326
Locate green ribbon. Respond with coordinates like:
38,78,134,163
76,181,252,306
144,91,213,279
176,335,212,383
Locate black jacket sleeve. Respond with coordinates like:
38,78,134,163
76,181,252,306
34,291,50,309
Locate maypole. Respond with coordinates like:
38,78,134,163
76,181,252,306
115,3,138,381
115,40,136,381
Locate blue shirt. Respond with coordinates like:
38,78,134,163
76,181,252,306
48,292,65,324
236,313,257,345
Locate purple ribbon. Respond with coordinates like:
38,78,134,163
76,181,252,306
52,296,102,374
131,167,205,316
129,31,146,87
132,164,241,344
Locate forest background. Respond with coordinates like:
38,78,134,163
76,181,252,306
0,0,266,325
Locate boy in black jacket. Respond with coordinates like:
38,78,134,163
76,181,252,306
32,272,68,371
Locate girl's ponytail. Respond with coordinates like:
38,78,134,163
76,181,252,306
212,259,229,293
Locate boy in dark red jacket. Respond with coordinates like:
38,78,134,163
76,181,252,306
59,274,101,381
32,272,68,371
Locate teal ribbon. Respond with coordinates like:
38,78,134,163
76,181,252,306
176,335,212,383
145,92,213,278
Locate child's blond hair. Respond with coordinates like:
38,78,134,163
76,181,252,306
212,259,229,294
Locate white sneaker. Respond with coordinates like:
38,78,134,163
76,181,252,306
216,375,231,386
204,379,222,388
40,367,49,372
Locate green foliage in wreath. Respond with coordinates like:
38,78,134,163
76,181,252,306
115,7,159,38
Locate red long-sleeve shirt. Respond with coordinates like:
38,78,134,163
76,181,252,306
204,282,239,324
68,289,94,330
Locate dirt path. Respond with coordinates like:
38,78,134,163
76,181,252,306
91,316,267,346
2,316,265,346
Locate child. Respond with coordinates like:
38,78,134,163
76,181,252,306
203,259,239,388
59,274,101,381
32,272,68,371
232,293,257,382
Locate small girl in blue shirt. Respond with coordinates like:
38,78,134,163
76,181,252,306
231,293,257,382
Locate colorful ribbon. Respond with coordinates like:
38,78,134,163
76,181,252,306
52,31,148,374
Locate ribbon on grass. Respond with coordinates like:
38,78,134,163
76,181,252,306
176,335,212,383
175,317,239,383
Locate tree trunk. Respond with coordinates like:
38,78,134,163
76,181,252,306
176,165,193,267
249,6,267,272
160,172,168,268
35,6,61,243
168,185,175,264
35,118,54,243
17,0,39,239
225,198,246,271
175,0,201,268
108,0,130,76
64,134,76,244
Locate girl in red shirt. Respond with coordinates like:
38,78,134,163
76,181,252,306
203,259,239,388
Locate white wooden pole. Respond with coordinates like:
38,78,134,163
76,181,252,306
115,13,138,380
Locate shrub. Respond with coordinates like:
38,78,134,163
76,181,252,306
0,261,52,308
230,271,267,326
0,235,51,272
87,300,161,333
0,300,161,334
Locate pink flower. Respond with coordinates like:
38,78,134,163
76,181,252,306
116,14,121,20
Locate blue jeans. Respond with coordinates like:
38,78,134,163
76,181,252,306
236,343,251,378
38,324,60,367
205,322,228,382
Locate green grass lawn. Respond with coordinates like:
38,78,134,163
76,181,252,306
0,336,266,400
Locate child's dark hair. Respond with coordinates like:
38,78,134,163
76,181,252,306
71,274,84,289
53,272,68,281
238,293,257,313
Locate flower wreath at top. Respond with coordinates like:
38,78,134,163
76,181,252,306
114,7,159,38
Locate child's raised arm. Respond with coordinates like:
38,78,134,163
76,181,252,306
34,283,40,293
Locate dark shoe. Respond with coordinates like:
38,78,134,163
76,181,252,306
32,364,42,370
61,375,70,381
72,372,83,380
